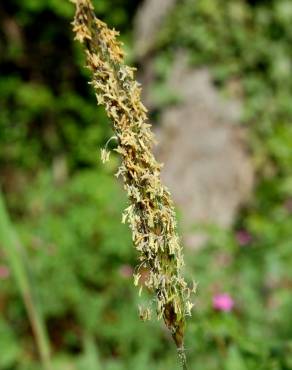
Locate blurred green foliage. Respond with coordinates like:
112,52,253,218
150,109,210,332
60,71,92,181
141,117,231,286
0,0,292,369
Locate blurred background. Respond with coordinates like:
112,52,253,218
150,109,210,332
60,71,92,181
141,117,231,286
0,0,292,369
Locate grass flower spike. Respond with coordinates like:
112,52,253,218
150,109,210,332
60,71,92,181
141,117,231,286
72,0,194,364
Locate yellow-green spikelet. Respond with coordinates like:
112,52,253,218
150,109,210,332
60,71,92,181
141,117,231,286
72,0,194,360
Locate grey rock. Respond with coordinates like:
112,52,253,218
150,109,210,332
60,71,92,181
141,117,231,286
154,56,254,248
134,0,177,57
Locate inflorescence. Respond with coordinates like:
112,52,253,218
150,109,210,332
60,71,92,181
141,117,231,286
72,0,195,360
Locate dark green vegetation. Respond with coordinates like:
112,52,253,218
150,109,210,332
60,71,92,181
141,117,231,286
0,0,291,369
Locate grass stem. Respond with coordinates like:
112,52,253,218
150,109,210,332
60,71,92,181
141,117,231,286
0,190,51,370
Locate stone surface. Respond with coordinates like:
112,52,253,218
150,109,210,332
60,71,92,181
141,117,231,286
153,56,254,247
134,0,177,57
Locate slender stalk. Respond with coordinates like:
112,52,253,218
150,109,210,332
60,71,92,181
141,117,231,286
0,190,51,370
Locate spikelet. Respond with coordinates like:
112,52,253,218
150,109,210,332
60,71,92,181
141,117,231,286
72,0,194,363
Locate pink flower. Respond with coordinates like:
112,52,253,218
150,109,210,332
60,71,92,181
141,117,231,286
0,265,10,279
236,230,252,246
119,264,133,278
284,198,292,213
213,293,234,312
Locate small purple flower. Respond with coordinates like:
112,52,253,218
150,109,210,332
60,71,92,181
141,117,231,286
213,293,234,312
236,230,252,246
0,265,10,279
119,264,133,278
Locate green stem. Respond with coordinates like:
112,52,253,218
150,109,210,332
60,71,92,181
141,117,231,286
178,347,188,370
0,190,51,370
